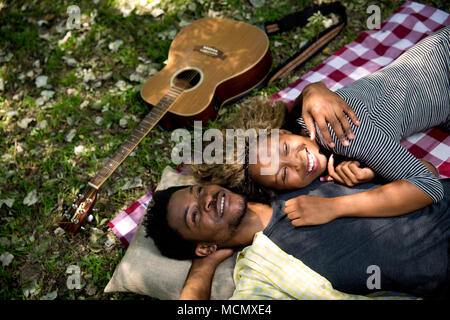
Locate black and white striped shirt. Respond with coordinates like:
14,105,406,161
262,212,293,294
298,26,450,202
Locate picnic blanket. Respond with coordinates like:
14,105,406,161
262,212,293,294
109,1,450,247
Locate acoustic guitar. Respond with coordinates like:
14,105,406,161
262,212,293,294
58,17,271,235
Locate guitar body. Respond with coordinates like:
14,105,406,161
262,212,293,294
140,17,272,129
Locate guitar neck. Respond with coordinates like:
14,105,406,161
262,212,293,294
88,86,183,189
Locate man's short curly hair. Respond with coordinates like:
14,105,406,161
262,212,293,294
144,185,198,260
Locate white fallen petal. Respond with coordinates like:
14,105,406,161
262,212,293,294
37,119,48,130
65,129,76,142
54,227,66,236
18,117,34,129
0,252,14,267
94,116,104,125
23,190,40,206
129,72,143,82
0,198,14,208
40,290,58,300
63,56,77,66
58,31,72,46
80,101,89,109
108,40,123,52
35,75,48,88
37,20,48,26
74,145,88,155
115,80,127,91
151,8,164,18
83,70,96,83
40,90,55,99
23,280,41,298
249,0,265,7
119,118,128,128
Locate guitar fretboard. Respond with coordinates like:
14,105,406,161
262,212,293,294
88,86,183,189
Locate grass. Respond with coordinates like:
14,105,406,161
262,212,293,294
0,0,448,301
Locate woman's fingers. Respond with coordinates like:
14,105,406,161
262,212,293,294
302,112,316,142
327,154,344,185
327,115,348,147
343,103,360,127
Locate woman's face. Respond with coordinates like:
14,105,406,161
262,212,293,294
247,130,328,190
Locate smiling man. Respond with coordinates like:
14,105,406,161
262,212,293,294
144,180,450,298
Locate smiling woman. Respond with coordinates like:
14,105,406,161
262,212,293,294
192,26,450,228
248,129,329,190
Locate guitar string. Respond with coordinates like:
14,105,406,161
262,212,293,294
95,70,199,182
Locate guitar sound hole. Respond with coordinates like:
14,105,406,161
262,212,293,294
173,69,201,90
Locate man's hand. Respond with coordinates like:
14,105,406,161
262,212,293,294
300,81,360,148
180,248,234,300
323,154,376,187
284,195,336,227
195,248,235,268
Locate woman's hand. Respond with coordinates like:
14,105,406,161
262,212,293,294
284,195,337,227
299,81,360,148
323,154,376,187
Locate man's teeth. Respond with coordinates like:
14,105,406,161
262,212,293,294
220,195,225,215
307,152,314,173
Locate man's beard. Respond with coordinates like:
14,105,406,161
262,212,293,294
229,194,248,233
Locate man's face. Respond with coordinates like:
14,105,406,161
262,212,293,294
167,184,247,246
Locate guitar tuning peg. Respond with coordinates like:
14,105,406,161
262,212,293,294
72,203,77,209
87,215,94,223
78,194,83,199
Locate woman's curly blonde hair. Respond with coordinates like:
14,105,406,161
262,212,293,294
191,97,288,201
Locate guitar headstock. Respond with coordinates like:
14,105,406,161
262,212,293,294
58,186,97,236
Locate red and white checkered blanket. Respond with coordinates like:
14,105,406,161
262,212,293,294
109,1,450,247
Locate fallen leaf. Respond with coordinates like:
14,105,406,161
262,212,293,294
85,284,97,296
43,14,55,22
120,177,142,190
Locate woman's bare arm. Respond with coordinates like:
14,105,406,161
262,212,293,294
284,179,434,227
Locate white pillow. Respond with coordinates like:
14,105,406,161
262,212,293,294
104,166,237,299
